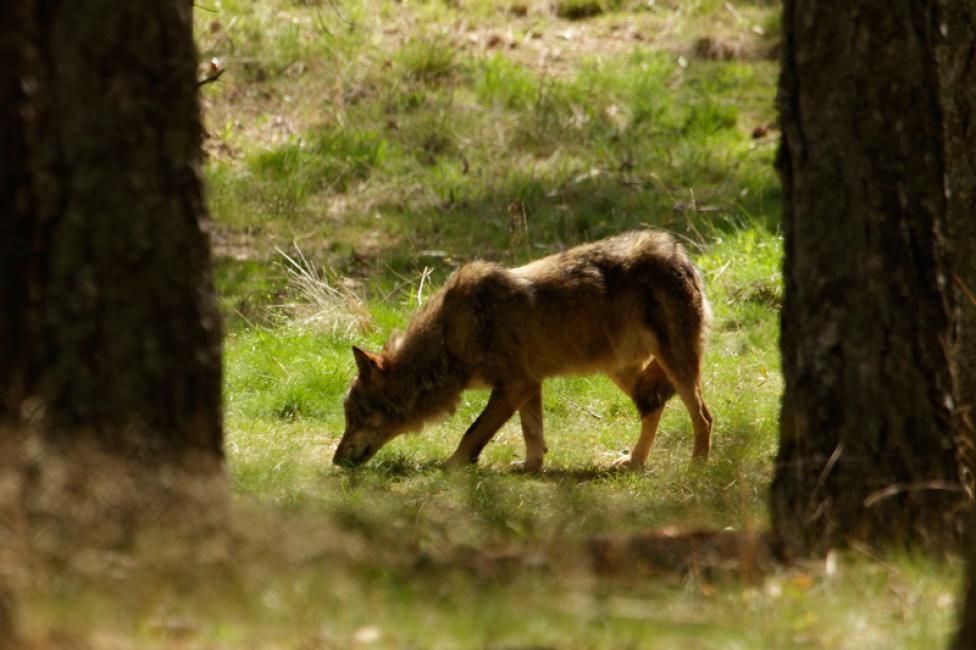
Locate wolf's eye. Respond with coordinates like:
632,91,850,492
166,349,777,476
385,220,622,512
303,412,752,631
344,401,363,426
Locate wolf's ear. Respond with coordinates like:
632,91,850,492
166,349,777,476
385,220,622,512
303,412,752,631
352,345,384,379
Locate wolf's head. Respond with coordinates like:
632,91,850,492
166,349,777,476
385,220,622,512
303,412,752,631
333,345,406,467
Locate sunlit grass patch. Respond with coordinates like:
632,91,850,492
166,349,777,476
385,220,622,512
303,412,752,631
473,54,538,110
220,221,783,535
197,0,779,266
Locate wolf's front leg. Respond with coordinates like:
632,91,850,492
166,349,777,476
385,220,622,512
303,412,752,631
513,389,545,471
444,382,537,468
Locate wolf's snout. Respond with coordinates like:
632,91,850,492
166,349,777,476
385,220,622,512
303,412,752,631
333,436,372,467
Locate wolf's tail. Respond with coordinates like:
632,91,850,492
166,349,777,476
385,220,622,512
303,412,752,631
692,260,713,333
630,233,711,360
674,249,711,359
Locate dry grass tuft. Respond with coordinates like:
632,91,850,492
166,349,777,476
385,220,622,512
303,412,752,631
276,244,372,335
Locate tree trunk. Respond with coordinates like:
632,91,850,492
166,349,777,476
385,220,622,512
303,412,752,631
1,0,222,459
957,532,976,649
0,0,224,635
938,1,976,647
770,1,966,555
939,0,976,477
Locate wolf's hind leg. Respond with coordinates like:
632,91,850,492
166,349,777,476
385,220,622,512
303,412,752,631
514,389,545,471
677,381,712,460
611,359,676,469
655,349,712,461
444,380,539,468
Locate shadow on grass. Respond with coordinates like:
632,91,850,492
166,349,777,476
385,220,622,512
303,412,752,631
357,158,782,276
334,460,622,483
515,466,621,483
336,455,444,479
336,454,651,484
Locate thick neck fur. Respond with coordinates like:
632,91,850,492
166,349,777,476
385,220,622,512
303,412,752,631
381,292,468,431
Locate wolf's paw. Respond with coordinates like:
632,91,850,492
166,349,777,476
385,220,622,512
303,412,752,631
442,454,475,470
612,455,645,472
510,458,543,473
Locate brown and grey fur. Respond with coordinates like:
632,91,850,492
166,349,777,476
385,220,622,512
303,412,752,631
334,230,713,470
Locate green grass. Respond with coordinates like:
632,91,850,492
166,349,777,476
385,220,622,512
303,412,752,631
16,0,964,647
197,0,781,271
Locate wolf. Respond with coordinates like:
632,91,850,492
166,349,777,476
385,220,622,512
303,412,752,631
333,230,713,471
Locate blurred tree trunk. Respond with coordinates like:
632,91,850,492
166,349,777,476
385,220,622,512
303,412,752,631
769,1,967,555
0,4,22,643
959,540,976,649
940,2,976,647
1,0,223,638
939,0,976,477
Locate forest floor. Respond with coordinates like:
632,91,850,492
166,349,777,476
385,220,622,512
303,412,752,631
20,0,964,647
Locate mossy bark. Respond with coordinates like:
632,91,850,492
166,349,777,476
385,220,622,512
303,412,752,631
770,0,966,555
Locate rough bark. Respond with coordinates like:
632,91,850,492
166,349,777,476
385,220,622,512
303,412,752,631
0,0,222,458
939,2,976,647
939,0,976,479
770,1,966,555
